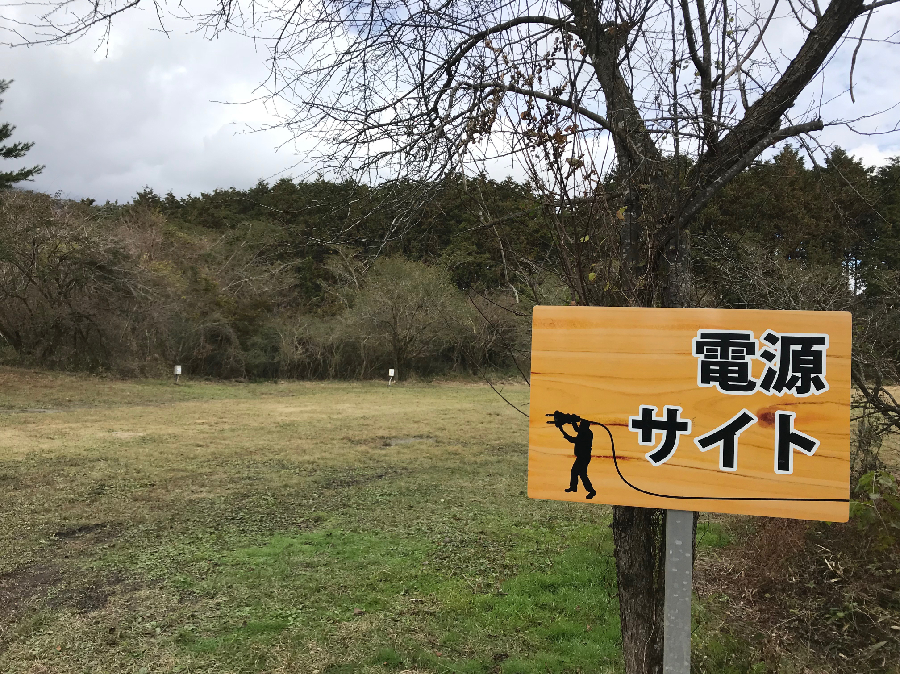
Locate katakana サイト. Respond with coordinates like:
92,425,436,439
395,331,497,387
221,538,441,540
628,405,692,466
774,411,820,474
630,405,820,474
693,409,758,471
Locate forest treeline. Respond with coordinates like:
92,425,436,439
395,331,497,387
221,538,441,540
1,146,899,382
0,171,554,379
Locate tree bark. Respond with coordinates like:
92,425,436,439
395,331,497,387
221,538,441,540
664,226,692,309
612,505,667,673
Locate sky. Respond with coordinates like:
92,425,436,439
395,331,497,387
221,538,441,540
2,2,900,204
3,7,309,203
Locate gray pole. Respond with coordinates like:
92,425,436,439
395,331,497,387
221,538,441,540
663,509,693,674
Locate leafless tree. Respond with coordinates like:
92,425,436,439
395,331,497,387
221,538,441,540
345,255,470,377
5,0,900,670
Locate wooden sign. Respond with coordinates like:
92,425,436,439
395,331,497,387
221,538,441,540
527,307,851,522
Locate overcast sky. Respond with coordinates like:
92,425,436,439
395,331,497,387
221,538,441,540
3,3,900,204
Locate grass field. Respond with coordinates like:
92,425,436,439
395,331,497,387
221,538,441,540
9,368,885,673
1,369,644,673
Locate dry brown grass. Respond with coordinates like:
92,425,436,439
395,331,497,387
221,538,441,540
3,367,898,673
0,370,627,673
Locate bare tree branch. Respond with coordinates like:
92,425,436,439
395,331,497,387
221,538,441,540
850,9,873,103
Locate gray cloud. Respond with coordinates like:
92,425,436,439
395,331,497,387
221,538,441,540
3,10,305,202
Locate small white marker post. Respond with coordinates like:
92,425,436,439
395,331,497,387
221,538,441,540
174,365,182,385
663,509,693,674
388,368,395,386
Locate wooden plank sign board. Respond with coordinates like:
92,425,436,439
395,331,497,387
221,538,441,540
527,307,851,522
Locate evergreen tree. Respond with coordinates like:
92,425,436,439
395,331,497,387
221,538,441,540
0,80,44,190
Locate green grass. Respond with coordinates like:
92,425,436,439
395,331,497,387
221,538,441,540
0,370,628,672
695,519,732,550
1,368,803,672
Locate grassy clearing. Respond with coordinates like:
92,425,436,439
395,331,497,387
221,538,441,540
0,371,630,673
4,368,886,673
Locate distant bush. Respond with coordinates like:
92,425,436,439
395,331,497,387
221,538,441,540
0,190,534,380
0,190,157,371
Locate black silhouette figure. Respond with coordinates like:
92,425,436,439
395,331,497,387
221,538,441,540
549,411,596,499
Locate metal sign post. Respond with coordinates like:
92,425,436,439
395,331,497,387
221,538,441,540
663,509,693,674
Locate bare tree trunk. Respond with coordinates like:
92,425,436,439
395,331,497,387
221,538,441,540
619,190,643,304
664,225,693,309
612,506,667,673
609,190,671,673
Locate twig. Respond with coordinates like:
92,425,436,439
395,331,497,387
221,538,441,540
850,11,873,103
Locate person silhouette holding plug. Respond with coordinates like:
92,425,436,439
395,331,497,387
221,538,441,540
553,411,596,499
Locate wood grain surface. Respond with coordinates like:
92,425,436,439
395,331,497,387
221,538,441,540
527,307,851,522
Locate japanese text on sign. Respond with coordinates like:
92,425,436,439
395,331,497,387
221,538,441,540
627,329,829,474
693,329,829,396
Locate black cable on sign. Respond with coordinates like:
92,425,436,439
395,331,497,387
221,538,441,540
547,414,848,503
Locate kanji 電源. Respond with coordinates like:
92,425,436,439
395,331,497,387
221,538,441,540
693,329,829,397
693,330,758,393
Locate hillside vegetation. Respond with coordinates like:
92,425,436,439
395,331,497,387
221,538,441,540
2,147,900,383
